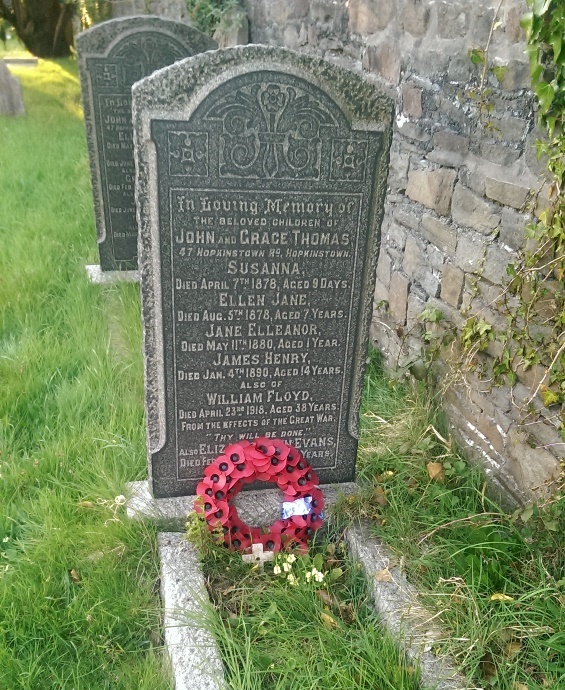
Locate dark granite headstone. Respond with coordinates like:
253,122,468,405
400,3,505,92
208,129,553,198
77,17,216,271
133,46,393,498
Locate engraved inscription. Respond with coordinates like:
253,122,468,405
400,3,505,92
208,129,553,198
169,189,361,478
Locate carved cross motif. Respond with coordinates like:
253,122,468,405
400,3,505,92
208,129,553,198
242,543,275,569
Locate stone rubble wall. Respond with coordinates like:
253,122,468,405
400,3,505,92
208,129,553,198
243,0,562,503
109,0,189,22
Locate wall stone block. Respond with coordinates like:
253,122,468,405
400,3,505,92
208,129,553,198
455,232,486,273
452,183,501,234
499,59,532,91
482,245,513,285
374,278,389,304
421,213,457,255
403,235,425,278
479,142,522,167
389,272,410,325
440,263,465,307
394,206,421,232
348,0,394,34
437,1,471,39
407,291,427,326
485,177,530,210
385,221,408,251
400,0,430,37
506,426,561,495
406,168,457,216
505,4,526,43
402,82,423,119
363,38,402,84
376,251,392,288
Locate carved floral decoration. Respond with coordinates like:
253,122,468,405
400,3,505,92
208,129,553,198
205,82,337,180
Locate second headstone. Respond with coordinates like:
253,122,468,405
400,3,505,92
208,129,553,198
77,16,216,274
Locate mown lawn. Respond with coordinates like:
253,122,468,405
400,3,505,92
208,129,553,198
0,58,170,690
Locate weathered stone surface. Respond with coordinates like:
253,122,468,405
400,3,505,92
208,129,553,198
421,213,457,256
158,533,224,690
77,17,216,272
0,62,25,116
441,263,464,307
455,233,486,273
389,272,410,325
406,168,457,216
485,177,529,210
132,45,393,497
346,523,472,690
349,0,394,34
402,82,423,119
451,183,501,234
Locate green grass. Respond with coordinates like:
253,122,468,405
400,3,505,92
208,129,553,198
0,60,170,689
338,351,565,690
2,50,564,690
0,33,32,58
190,519,422,690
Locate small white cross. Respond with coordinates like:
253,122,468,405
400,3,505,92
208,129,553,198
242,543,275,569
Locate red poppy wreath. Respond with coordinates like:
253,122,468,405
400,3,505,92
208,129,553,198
195,437,324,553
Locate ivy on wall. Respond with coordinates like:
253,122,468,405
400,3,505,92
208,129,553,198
496,1,564,413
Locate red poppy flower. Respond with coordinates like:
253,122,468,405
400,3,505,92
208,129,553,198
224,443,247,465
203,464,227,489
260,532,281,552
205,499,230,526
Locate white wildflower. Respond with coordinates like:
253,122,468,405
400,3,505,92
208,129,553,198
282,561,292,572
273,565,281,575
286,554,296,564
287,573,298,586
311,568,324,583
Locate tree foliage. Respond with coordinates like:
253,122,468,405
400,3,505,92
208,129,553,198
0,0,111,58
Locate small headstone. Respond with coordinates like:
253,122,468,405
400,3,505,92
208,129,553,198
133,46,393,498
0,62,25,116
76,16,216,272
